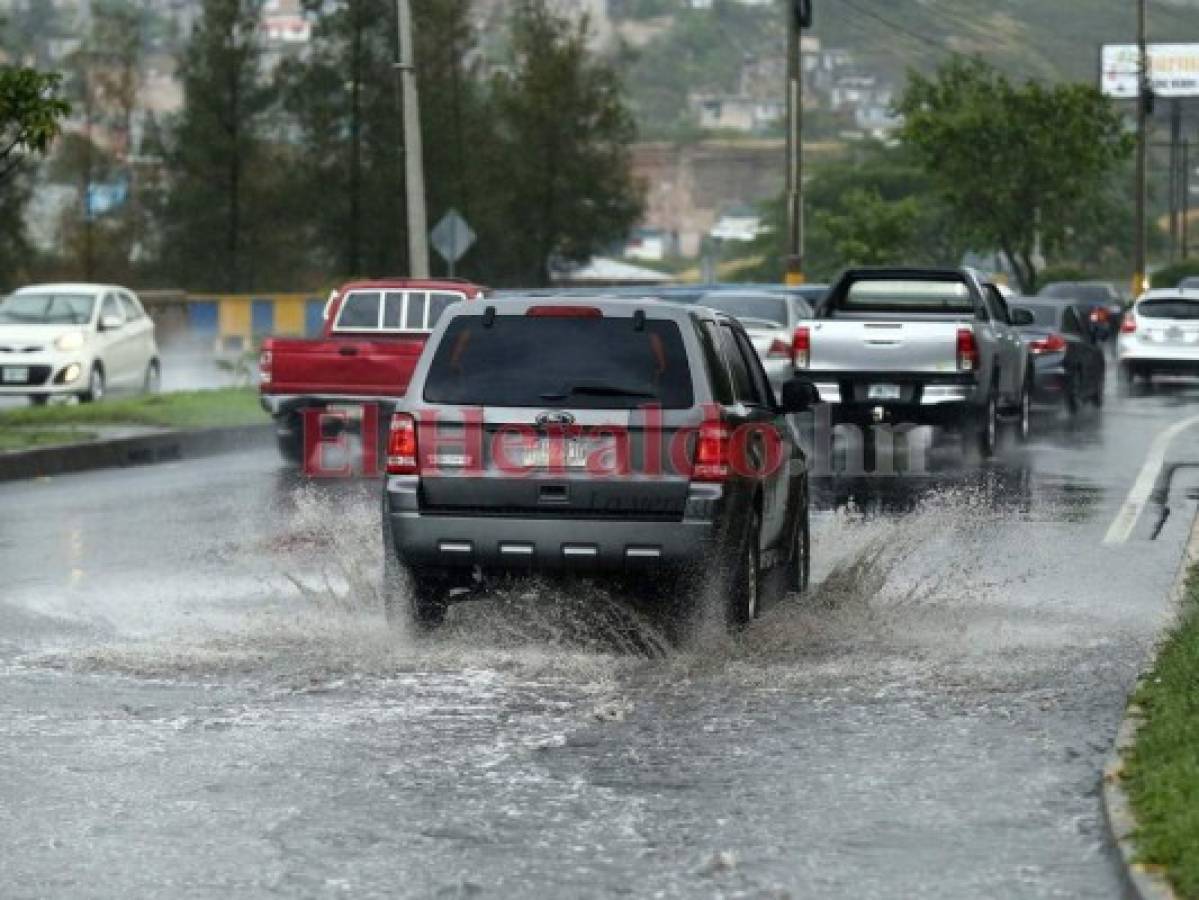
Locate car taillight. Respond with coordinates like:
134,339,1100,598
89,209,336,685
1090,307,1110,324
1121,313,1137,334
692,422,730,483
386,413,418,475
1029,332,1067,355
957,328,979,372
767,338,793,360
793,326,810,368
259,348,272,384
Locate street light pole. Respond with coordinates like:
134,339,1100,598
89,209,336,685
784,1,810,285
396,0,429,278
1134,0,1148,295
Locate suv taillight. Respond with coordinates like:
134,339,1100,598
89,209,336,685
1121,313,1137,334
957,328,979,372
793,326,810,368
692,422,730,483
386,413,418,475
259,348,272,384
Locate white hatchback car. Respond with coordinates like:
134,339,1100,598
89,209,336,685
1118,289,1199,389
0,283,160,405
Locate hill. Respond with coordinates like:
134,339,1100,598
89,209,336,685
616,0,1199,138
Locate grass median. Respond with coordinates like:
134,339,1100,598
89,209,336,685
1125,565,1199,898
0,388,266,449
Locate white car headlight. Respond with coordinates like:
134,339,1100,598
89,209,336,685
55,332,85,351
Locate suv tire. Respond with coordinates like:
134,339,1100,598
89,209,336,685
382,515,446,631
727,509,762,628
976,394,998,458
787,493,811,595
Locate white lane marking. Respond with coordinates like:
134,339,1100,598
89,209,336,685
1103,414,1199,545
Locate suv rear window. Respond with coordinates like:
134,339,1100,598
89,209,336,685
1138,297,1199,320
423,315,694,409
839,279,973,313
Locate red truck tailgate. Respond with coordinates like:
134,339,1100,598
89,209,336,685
266,335,426,397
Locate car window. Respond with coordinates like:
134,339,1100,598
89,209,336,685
336,291,381,329
428,293,460,329
984,285,1010,324
0,293,95,325
381,291,464,331
838,279,975,314
732,325,775,407
100,293,125,325
1013,304,1056,328
118,293,143,321
698,321,734,405
405,292,426,330
718,323,760,406
699,294,789,327
1138,297,1199,320
423,314,694,409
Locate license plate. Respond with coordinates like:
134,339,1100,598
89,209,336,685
519,438,597,469
868,383,901,401
2,367,28,384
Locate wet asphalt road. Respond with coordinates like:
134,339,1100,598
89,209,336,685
3,379,1199,898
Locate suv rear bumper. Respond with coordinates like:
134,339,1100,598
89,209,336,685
385,477,727,573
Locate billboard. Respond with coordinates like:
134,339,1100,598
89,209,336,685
1101,44,1199,99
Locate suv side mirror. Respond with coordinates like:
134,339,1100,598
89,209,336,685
1009,307,1035,327
98,314,122,331
780,377,821,413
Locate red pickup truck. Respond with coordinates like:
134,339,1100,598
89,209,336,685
259,279,484,461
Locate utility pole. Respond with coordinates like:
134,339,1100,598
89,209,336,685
1133,0,1148,295
1185,139,1192,260
396,0,429,278
1170,100,1182,261
784,1,811,286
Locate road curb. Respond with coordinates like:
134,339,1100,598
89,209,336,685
1100,512,1199,900
0,423,273,482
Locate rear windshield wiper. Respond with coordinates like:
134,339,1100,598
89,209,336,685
540,383,656,401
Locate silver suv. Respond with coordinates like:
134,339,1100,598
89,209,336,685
381,297,817,631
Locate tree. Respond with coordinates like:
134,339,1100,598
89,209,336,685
742,142,969,282
0,31,69,286
159,0,278,291
0,64,68,184
815,188,923,268
896,57,1132,293
483,0,643,285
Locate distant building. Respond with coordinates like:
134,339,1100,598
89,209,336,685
623,228,677,263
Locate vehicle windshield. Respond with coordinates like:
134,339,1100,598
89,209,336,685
423,314,694,409
698,294,788,327
840,279,974,313
1012,304,1059,328
1041,283,1112,304
0,293,95,325
1138,297,1199,320
1179,277,1199,290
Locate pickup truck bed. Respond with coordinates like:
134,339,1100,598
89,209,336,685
799,268,1031,457
259,279,483,463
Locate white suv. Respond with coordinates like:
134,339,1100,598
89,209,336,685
1118,289,1199,390
0,283,160,405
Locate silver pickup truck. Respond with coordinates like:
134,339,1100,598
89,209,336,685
798,268,1033,457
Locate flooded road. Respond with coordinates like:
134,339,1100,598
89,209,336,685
2,382,1199,898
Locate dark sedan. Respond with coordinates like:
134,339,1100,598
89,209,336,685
1011,300,1106,414
1037,281,1126,341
